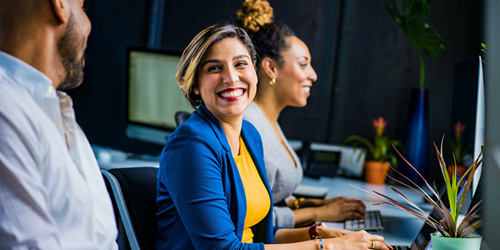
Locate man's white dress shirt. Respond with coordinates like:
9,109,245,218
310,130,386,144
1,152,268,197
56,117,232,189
0,51,118,249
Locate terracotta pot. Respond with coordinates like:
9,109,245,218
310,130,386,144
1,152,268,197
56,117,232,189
447,165,468,178
364,161,390,184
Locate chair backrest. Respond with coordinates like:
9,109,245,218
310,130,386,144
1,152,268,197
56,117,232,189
175,111,191,127
102,167,159,250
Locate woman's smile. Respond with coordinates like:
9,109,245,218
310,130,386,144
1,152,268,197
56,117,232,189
218,87,247,100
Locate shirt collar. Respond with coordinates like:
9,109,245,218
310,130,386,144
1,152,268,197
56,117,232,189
0,51,56,102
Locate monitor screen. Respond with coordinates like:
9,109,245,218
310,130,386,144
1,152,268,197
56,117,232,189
450,56,485,195
313,150,341,165
126,48,193,145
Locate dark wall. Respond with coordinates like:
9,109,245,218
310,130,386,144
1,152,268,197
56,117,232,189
68,0,157,153
70,0,482,174
317,0,482,181
160,0,343,143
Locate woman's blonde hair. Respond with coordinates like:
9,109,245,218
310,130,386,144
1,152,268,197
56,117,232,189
176,23,257,109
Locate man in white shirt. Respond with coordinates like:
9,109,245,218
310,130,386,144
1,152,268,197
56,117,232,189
0,0,118,249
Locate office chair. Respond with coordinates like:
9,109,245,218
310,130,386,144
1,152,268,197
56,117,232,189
175,111,191,126
102,167,159,250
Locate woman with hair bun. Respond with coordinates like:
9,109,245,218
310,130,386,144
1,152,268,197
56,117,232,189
239,0,367,229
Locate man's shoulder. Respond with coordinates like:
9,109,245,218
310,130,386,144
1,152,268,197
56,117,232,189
0,76,48,140
1,76,36,112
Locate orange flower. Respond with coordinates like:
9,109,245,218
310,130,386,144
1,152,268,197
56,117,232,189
372,117,388,136
453,121,466,141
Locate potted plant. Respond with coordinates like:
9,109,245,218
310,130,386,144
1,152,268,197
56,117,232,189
449,121,472,177
367,137,483,250
385,0,446,184
343,117,403,184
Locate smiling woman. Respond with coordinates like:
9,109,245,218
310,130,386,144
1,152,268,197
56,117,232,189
156,23,390,250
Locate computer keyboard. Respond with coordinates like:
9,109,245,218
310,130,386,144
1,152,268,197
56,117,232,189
344,210,383,231
391,246,409,250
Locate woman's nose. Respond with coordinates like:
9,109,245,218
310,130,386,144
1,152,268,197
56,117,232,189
309,66,318,82
222,67,239,84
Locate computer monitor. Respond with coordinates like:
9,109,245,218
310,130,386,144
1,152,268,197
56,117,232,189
450,56,485,196
126,47,193,145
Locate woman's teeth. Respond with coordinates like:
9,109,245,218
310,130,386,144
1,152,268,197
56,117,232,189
220,89,244,98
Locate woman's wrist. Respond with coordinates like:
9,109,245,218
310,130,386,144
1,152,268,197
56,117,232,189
317,238,324,250
313,206,322,222
316,225,324,238
293,197,305,209
309,222,326,239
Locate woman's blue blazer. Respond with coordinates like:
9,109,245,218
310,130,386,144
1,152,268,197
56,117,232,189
156,104,279,250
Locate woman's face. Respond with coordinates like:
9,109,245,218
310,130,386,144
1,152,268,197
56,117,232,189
275,36,317,107
197,38,258,123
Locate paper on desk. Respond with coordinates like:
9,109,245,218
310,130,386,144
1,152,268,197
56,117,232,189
293,185,329,198
323,222,344,229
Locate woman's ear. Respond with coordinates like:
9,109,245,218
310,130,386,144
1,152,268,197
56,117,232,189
49,0,70,24
260,57,278,79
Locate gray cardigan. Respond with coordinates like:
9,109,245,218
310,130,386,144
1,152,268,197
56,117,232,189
243,102,303,228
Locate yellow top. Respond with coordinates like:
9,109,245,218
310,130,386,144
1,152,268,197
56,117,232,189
233,137,271,243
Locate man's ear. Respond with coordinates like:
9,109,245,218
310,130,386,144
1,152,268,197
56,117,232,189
50,0,69,24
261,57,278,79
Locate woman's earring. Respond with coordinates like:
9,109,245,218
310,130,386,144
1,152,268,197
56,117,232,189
269,78,276,87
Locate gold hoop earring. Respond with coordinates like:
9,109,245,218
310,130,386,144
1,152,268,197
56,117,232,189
269,78,276,87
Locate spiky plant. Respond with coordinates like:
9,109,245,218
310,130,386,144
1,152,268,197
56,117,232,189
367,136,482,238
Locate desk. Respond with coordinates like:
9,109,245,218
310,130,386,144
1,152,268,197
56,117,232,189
99,157,432,246
300,176,433,246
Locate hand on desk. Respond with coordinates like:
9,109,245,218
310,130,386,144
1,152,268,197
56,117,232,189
315,196,366,222
323,230,392,250
291,196,366,227
318,196,366,221
316,226,353,238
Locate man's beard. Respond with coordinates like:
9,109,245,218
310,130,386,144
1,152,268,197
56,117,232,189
57,14,86,91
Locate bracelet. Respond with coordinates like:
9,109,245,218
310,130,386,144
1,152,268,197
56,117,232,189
309,222,324,239
293,197,305,210
319,238,323,250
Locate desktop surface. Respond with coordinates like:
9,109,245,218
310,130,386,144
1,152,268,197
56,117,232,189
300,176,433,246
99,155,433,246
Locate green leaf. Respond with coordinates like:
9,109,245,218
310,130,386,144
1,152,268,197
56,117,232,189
385,0,445,88
343,135,376,160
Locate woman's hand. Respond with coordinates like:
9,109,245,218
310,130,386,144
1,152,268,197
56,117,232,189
316,226,353,238
315,196,366,222
323,230,393,250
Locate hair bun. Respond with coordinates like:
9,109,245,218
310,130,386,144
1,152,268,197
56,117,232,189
236,0,273,32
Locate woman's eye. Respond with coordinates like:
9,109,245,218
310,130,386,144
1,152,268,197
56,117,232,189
207,65,221,72
235,61,248,68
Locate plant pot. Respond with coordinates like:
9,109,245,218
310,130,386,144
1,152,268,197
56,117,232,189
447,165,468,178
364,161,389,184
430,233,482,250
